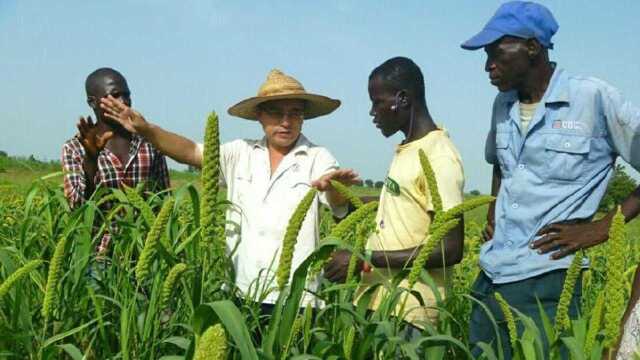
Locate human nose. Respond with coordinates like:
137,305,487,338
485,57,496,73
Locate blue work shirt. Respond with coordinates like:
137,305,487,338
481,66,640,284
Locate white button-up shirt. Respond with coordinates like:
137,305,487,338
198,134,345,303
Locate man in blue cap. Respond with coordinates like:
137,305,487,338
462,1,640,357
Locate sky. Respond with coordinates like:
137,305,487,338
1,0,639,192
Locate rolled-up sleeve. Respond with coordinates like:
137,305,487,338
601,85,640,171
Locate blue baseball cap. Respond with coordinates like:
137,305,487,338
461,1,559,51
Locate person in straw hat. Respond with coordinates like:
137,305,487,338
100,69,360,311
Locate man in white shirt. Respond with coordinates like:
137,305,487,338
100,69,359,308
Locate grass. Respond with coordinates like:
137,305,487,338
1,150,640,359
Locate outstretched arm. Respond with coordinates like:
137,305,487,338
100,96,203,168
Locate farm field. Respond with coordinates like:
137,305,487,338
1,133,639,359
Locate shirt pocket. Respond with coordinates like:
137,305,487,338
289,180,313,203
544,134,591,183
495,132,515,177
233,175,253,205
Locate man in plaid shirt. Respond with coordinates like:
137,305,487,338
62,68,170,253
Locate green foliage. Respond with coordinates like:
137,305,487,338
599,164,638,212
1,112,639,359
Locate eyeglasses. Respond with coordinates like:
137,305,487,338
260,108,304,121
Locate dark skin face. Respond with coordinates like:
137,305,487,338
368,75,411,138
484,36,534,92
80,73,133,163
86,74,132,128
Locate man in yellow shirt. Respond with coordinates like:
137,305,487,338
324,57,465,330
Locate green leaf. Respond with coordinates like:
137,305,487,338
163,336,190,350
560,337,586,360
42,316,104,348
55,343,83,360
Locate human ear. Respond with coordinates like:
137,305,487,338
526,39,542,58
87,96,97,109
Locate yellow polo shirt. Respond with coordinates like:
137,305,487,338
360,129,464,327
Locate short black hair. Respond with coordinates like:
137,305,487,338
369,57,426,104
85,67,127,95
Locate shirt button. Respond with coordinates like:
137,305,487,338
518,164,525,170
511,203,519,209
258,230,266,236
564,142,571,148
506,240,513,246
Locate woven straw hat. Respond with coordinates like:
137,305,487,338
227,69,341,120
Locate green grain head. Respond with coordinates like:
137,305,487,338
42,236,69,321
276,188,317,290
433,195,494,230
194,324,228,360
124,185,155,227
345,217,372,284
584,291,605,355
554,250,583,333
328,201,378,242
603,207,627,348
200,111,223,250
329,179,363,208
136,197,175,284
495,292,518,349
418,149,442,215
160,263,188,309
0,259,43,300
407,218,460,289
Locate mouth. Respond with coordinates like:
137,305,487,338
275,131,292,137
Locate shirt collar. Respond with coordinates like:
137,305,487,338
253,133,310,155
542,65,570,105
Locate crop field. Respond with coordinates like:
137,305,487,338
1,115,639,359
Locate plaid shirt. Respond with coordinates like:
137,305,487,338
62,134,170,252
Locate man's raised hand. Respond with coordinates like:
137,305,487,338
311,168,361,192
100,95,148,134
77,116,112,158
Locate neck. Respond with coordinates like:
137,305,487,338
267,137,298,156
517,61,554,104
402,105,437,143
96,117,130,138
